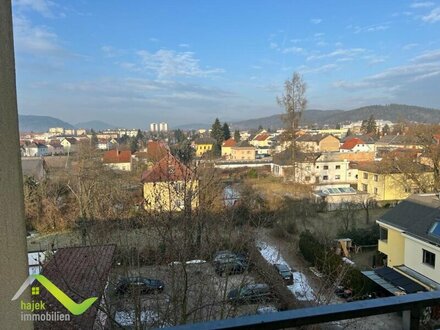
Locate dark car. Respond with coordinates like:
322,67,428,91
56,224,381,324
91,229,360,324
215,258,247,276
273,263,293,285
213,251,249,269
115,277,164,295
228,283,272,305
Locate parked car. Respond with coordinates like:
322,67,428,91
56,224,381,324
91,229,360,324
213,251,249,269
115,277,164,295
227,283,272,305
273,263,293,285
215,258,246,276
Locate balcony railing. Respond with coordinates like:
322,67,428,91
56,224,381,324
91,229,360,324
164,290,440,330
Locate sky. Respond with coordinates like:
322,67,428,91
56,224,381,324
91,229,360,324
12,0,440,128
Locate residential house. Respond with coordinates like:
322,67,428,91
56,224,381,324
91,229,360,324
221,138,236,159
141,154,199,212
296,134,340,153
23,142,48,157
375,135,423,156
34,245,115,329
21,157,47,181
271,149,358,185
231,141,256,161
374,194,440,292
97,138,118,150
194,137,216,157
305,128,349,139
103,149,132,171
250,131,273,148
356,161,434,203
340,137,374,153
47,141,64,155
60,137,78,153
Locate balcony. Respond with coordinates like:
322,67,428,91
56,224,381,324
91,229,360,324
165,291,440,330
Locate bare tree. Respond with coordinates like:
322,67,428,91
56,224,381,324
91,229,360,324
277,72,307,181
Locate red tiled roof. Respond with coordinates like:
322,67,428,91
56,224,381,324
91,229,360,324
340,137,364,150
34,245,116,329
147,140,169,162
254,133,270,141
141,154,193,183
103,149,132,163
222,138,236,147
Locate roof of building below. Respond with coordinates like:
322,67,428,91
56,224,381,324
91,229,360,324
103,149,132,163
379,194,440,246
141,154,193,183
362,266,426,295
34,245,116,329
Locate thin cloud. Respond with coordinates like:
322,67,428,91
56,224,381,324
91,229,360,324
410,2,435,8
13,0,57,18
13,15,64,55
422,7,440,22
307,48,366,61
136,49,224,78
310,18,322,24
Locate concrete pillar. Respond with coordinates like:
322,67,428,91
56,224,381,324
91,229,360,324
0,0,33,328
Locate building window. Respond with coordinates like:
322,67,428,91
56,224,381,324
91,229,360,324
323,165,329,170
362,184,368,192
423,249,436,268
374,175,378,182
335,175,340,180
323,175,328,180
316,166,319,169
374,187,378,194
363,173,368,179
305,176,311,182
379,227,388,241
335,165,341,169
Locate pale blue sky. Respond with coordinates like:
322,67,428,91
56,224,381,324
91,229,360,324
12,0,440,128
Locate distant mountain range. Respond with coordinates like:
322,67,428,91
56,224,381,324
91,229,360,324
231,104,440,130
18,104,440,132
18,115,115,132
18,115,75,132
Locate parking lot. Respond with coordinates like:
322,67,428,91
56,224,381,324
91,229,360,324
105,258,279,328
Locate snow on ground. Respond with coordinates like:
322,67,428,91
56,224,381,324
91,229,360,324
288,272,316,301
257,241,315,302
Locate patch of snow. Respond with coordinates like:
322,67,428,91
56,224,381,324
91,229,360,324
257,241,287,265
257,241,316,302
288,272,316,301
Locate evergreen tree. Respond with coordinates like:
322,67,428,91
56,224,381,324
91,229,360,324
346,128,353,137
129,137,138,153
234,130,241,142
222,122,231,140
211,118,224,144
336,123,341,129
382,124,390,136
174,129,185,143
366,115,377,134
210,118,224,157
